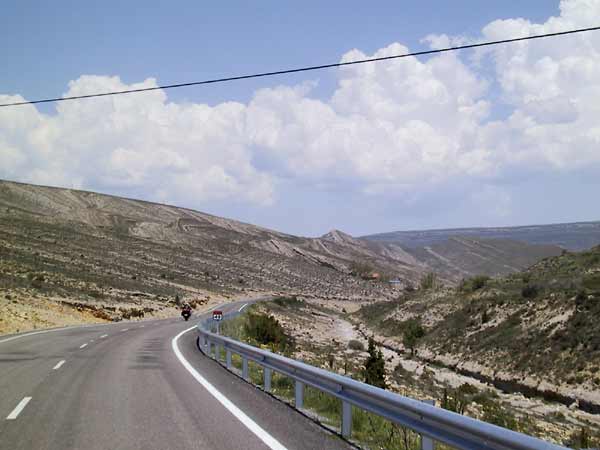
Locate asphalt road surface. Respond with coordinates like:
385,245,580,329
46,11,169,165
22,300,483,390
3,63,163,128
0,300,352,450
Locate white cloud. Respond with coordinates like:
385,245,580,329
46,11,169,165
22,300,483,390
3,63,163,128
0,76,275,205
1,0,600,218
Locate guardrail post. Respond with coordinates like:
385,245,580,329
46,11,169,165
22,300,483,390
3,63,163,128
295,381,304,409
207,341,213,357
226,349,232,369
242,357,249,381
264,367,272,392
421,400,435,450
341,401,352,438
216,343,221,362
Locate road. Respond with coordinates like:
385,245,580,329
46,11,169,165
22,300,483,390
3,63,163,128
0,300,351,450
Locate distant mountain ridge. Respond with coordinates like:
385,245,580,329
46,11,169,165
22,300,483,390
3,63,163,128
362,221,600,251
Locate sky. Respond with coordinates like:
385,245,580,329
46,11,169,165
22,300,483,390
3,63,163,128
1,0,599,237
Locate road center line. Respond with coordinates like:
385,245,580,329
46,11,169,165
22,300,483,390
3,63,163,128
6,397,32,420
172,327,288,450
53,360,66,370
238,303,248,312
121,328,129,332
100,334,108,338
79,343,88,349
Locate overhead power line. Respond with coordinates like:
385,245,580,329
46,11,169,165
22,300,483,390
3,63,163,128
1,25,600,108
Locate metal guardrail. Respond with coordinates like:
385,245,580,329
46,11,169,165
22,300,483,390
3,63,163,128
196,318,570,450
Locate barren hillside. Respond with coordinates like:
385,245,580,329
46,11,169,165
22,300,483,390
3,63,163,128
0,179,404,333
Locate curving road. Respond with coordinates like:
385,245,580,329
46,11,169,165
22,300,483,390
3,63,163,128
0,300,351,450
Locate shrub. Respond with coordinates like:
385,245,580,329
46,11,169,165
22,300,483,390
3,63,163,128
403,318,425,356
363,337,386,389
441,384,476,415
565,426,600,449
521,284,539,299
272,296,303,308
243,312,294,354
481,309,490,324
471,275,490,291
350,260,375,278
348,340,365,351
419,272,438,290
480,399,518,430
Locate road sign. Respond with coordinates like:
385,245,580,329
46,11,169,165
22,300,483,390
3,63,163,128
212,310,223,321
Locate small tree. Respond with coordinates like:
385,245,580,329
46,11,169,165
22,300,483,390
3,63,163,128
441,384,477,415
363,337,387,389
350,260,374,278
419,272,438,290
403,318,425,356
481,309,490,325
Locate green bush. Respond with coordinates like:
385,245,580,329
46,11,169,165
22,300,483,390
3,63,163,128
565,426,600,449
403,318,425,355
460,275,490,292
272,296,303,308
440,384,476,415
348,339,365,351
419,272,438,290
350,260,375,278
363,337,387,389
471,275,490,291
521,284,539,299
243,312,295,354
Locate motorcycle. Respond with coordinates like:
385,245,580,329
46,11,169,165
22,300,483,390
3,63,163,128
181,309,191,321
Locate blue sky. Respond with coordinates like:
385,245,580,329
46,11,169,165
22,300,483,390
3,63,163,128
1,1,599,236
2,1,555,106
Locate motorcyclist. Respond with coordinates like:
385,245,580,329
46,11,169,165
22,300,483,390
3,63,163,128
181,302,192,320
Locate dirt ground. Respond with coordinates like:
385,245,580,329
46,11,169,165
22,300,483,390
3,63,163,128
0,288,250,336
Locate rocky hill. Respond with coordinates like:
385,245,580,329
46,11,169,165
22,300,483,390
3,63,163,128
404,236,562,280
356,245,600,413
0,179,408,331
0,179,571,310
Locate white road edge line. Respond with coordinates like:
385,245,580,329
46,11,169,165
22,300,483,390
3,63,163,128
121,328,129,332
100,334,108,339
6,397,32,420
172,327,288,450
238,303,248,312
53,360,66,370
79,343,88,349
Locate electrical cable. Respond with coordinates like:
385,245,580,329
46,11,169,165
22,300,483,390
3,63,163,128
1,25,599,108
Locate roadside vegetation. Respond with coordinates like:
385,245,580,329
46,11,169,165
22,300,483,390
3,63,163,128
218,256,600,448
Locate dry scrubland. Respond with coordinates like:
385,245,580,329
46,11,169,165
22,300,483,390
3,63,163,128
0,180,399,334
230,292,600,448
